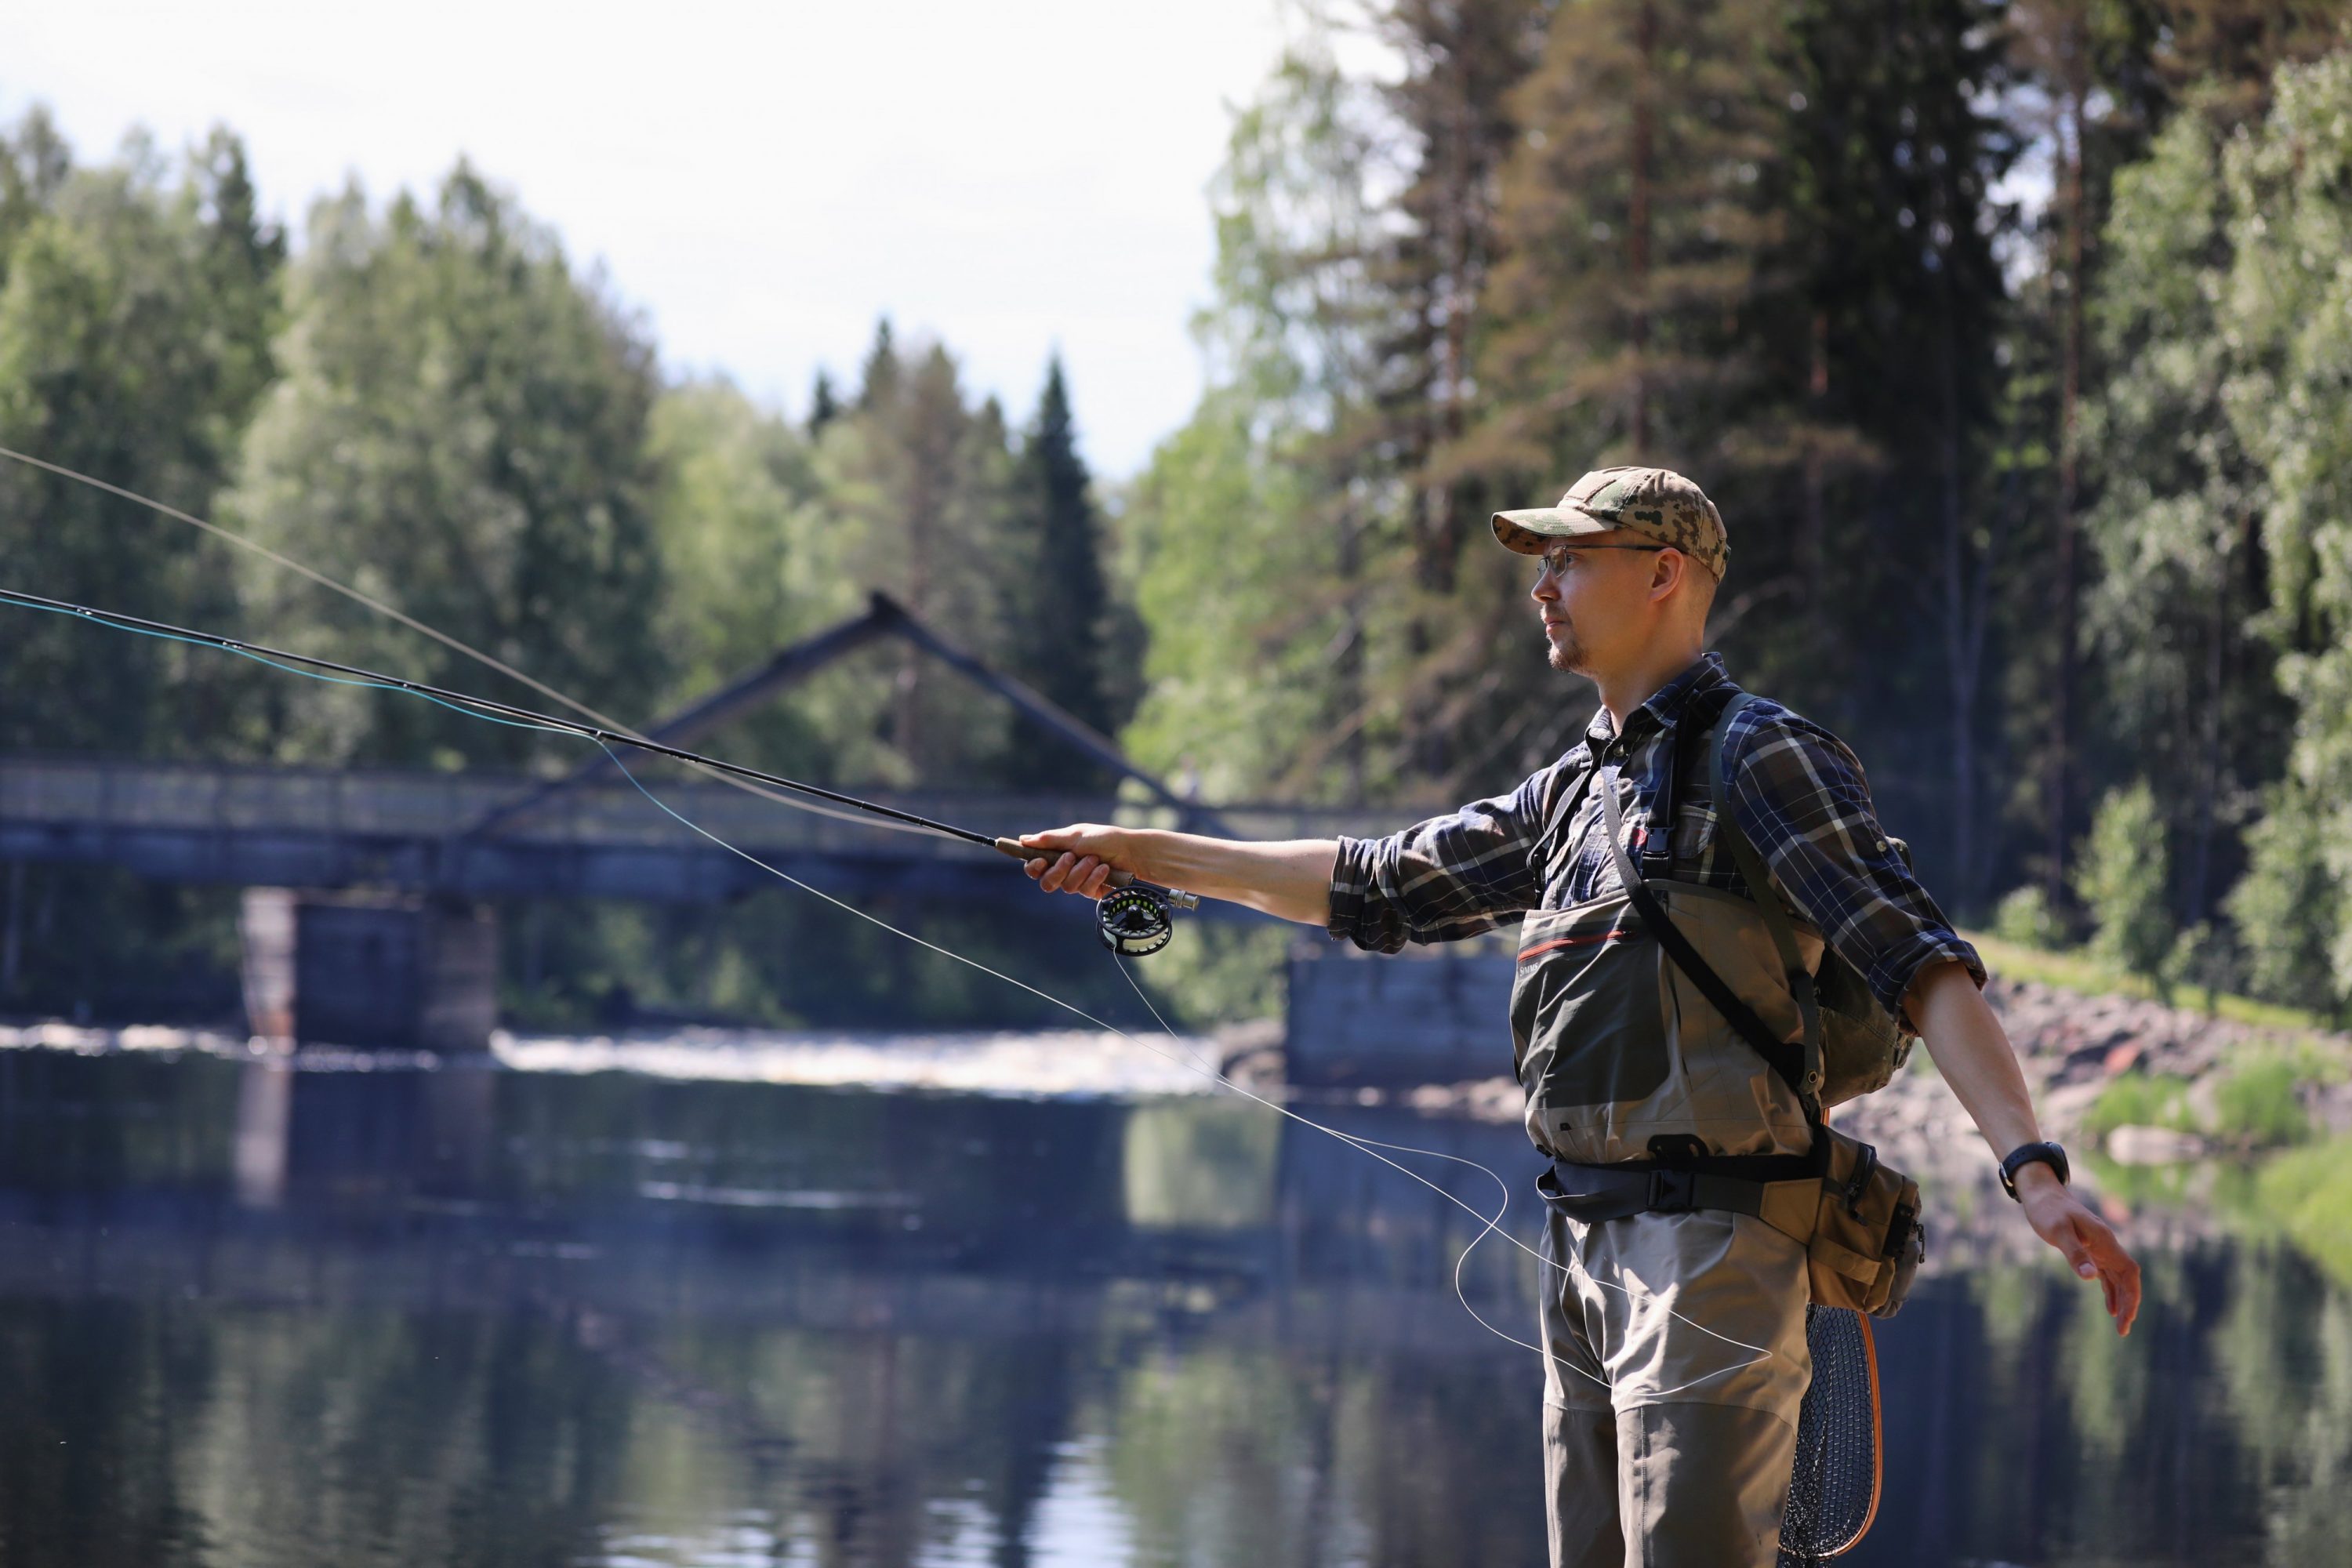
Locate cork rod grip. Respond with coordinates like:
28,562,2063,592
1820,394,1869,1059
993,837,1138,887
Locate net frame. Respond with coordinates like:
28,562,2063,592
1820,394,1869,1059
1778,1304,1883,1563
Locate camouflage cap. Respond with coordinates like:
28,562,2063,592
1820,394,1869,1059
1492,466,1730,581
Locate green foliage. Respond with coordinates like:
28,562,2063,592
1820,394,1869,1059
2129,49,2352,1016
2253,1135,2352,1287
1993,884,2067,949
2165,919,2241,1005
0,115,284,1019
2230,780,2346,1014
227,165,665,768
2210,1051,2312,1148
641,377,844,777
1002,355,1118,768
1121,391,1354,800
1131,921,1292,1030
22,21,2352,1033
2077,781,2175,985
2085,89,2293,936
2082,1073,2196,1139
0,117,282,757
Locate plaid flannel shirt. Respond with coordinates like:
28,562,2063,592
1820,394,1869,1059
1326,654,1982,1021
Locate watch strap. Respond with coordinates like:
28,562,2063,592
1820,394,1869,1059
1998,1140,2069,1201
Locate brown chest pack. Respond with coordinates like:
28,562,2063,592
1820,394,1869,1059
1526,685,1926,1316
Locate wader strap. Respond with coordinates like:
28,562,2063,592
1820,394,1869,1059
1534,761,1601,873
1599,763,1810,1105
1708,695,1826,1107
1538,1156,1814,1225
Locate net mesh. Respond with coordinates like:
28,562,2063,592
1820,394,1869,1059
1779,1305,1882,1563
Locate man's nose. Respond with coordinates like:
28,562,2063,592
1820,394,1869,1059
1531,569,1559,604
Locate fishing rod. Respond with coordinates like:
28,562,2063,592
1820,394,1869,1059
0,450,1809,1400
0,585,1197,956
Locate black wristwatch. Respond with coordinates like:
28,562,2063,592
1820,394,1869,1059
1998,1141,2070,1202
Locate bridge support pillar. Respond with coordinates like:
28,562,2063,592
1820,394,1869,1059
239,889,499,1053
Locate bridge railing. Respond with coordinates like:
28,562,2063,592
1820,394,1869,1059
0,753,1407,858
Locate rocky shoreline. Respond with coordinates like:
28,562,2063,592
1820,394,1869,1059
1257,974,2352,1271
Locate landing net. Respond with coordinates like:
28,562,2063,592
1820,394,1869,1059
1779,1304,1882,1563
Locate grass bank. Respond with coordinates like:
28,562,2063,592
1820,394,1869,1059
2254,1138,2352,1288
1965,931,2334,1036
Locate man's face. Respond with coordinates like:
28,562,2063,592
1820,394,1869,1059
1526,532,1668,675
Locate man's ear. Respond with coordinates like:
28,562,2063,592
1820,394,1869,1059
1650,547,1686,603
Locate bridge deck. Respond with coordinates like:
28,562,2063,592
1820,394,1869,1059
0,754,1398,907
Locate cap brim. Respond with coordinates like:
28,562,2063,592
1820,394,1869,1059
1491,507,1610,555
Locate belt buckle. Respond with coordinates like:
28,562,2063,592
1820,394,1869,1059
1646,1167,1698,1214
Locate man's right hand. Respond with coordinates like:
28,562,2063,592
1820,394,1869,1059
1015,826,1341,927
1018,825,1135,899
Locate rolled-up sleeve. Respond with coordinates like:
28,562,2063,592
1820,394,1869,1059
1722,709,1984,1022
1326,763,1565,953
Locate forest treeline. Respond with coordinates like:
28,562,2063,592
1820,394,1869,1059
2,0,2350,1029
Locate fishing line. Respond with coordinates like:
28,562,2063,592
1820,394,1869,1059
1108,960,1775,1393
572,721,1772,1396
0,445,943,841
8,583,1775,1393
0,586,1136,866
0,448,1779,1392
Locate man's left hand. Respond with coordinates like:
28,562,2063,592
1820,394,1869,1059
2016,1164,2141,1334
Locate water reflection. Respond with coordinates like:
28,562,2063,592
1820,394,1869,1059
0,1044,2345,1566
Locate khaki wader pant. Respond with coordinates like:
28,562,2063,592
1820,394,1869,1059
1538,1198,1812,1567
1511,866,1827,1565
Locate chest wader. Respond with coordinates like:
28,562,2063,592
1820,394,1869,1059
1515,690,1924,1318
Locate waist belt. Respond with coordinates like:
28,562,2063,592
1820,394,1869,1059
1538,1152,1820,1225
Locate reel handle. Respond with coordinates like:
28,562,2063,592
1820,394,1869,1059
993,838,1200,910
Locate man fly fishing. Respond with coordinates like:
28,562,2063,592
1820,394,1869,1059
1021,466,2142,1566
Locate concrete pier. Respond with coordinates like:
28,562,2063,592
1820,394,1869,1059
1283,942,1517,1088
239,889,499,1052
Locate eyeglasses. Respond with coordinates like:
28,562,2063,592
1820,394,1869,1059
1535,543,1670,577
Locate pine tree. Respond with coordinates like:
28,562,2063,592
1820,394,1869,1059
857,317,899,412
1009,355,1112,742
2144,0,2345,125
1476,0,1794,489
1778,0,2014,904
806,367,840,436
1376,1,1548,780
1378,0,1549,599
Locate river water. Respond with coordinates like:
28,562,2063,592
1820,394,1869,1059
0,1037,2344,1567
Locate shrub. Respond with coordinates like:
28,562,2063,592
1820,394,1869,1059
2210,1052,2310,1149
2227,782,2347,1018
2082,1073,2196,1139
2253,1138,2352,1289
2165,921,2241,1010
2077,782,2174,990
1992,884,2067,949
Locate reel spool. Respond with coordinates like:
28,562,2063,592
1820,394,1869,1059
1097,885,1176,958
993,839,1196,959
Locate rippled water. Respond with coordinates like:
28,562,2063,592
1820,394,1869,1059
0,1041,2345,1566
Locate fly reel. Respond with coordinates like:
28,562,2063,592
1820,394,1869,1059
992,838,1198,958
1097,884,1176,957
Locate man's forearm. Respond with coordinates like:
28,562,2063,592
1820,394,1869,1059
1127,831,1339,926
1908,958,2056,1182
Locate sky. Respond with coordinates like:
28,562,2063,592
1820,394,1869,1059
5,0,1357,477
